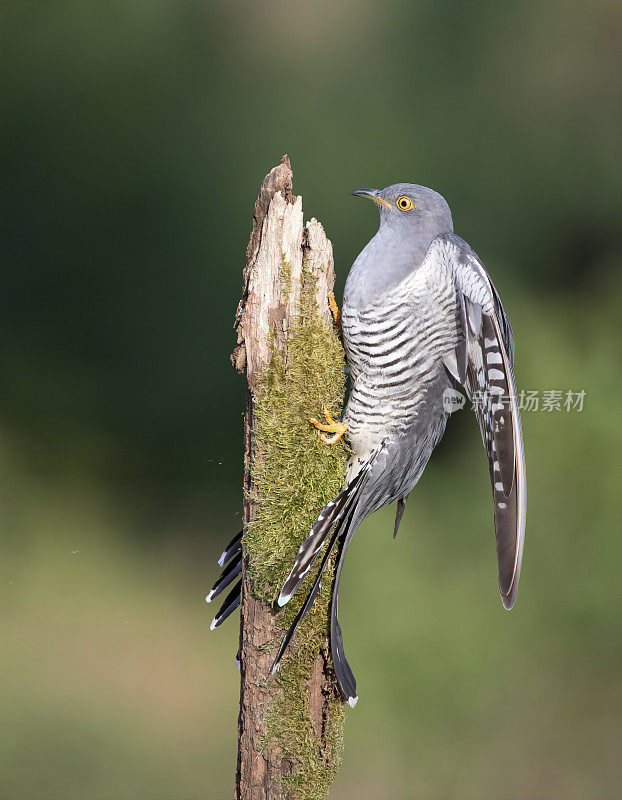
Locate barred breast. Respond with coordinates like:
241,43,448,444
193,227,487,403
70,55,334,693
342,260,460,462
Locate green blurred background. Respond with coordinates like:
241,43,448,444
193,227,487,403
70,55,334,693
1,1,621,798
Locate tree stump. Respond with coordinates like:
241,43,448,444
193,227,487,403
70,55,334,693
231,156,349,800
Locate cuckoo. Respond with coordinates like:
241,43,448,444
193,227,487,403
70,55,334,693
208,183,526,707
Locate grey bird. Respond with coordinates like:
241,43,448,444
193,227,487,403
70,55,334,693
208,183,526,706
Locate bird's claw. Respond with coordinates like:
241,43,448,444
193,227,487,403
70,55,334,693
307,406,348,445
328,291,342,331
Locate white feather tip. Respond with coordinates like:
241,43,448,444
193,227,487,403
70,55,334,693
277,593,290,608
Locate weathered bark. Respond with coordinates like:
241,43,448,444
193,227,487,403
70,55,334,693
231,156,341,799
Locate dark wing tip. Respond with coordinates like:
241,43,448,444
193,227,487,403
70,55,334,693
501,590,517,610
501,568,520,609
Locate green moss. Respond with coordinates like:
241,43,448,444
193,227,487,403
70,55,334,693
245,265,350,800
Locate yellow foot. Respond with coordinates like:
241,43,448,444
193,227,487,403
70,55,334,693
328,291,342,330
307,406,349,445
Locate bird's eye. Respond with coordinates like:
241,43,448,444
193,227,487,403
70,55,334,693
396,196,413,211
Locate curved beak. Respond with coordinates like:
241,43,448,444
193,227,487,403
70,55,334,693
351,188,392,210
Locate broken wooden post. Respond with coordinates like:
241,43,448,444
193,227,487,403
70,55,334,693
231,156,349,800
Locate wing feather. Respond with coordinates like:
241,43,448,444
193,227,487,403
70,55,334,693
437,234,526,609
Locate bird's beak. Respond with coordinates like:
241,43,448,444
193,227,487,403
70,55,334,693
351,188,392,210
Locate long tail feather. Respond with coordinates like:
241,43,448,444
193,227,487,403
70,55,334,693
210,579,242,630
206,550,242,603
277,471,364,607
330,522,361,706
271,518,345,675
218,529,243,568
272,461,372,695
329,446,388,706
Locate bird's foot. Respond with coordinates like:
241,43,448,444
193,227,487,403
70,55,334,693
328,291,342,331
307,406,348,445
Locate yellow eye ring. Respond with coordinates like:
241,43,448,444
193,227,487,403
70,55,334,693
396,195,414,211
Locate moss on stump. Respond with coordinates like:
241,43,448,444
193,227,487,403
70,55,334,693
244,265,350,800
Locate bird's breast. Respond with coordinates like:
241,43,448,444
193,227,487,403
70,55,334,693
341,272,460,458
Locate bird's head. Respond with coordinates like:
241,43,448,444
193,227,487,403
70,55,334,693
352,183,453,239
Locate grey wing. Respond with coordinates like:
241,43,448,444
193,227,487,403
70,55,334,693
436,233,526,609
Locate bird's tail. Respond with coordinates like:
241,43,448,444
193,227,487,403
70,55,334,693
273,459,373,705
277,468,366,607
207,528,243,629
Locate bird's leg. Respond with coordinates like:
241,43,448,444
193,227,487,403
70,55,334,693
328,291,342,331
307,406,349,445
